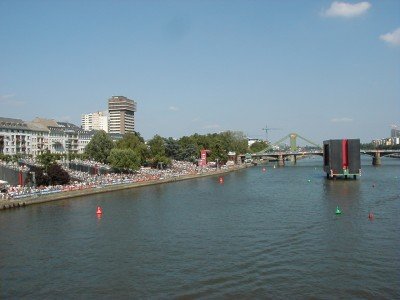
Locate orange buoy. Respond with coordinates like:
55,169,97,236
96,206,103,214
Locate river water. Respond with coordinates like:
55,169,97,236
1,158,399,299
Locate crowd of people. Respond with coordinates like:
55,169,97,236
0,159,232,201
0,160,30,172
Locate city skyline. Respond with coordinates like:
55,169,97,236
1,0,399,143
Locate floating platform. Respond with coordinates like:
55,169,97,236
323,139,361,179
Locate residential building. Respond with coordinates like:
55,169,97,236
108,96,137,134
0,117,34,156
81,113,93,131
32,118,87,154
81,111,108,132
391,127,400,138
27,122,49,157
1,115,119,158
78,130,96,153
372,137,400,147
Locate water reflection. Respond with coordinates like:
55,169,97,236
0,160,399,299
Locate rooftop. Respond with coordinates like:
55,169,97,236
0,117,29,130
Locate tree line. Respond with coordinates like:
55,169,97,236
0,132,271,174
84,130,254,172
360,143,400,150
0,130,271,184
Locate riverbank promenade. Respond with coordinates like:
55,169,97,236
0,162,248,210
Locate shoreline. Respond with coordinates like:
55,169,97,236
0,164,249,210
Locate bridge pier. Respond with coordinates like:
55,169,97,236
278,154,285,167
372,152,381,166
291,155,297,165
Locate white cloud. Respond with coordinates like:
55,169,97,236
323,1,371,18
0,94,15,99
380,27,400,46
0,94,25,106
331,117,354,123
168,106,179,111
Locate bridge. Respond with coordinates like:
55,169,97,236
272,133,320,151
243,132,400,166
249,150,322,166
246,149,400,166
361,149,400,165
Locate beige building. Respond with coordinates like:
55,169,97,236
81,111,108,132
0,116,103,157
108,96,137,134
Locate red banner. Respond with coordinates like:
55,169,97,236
342,139,348,169
199,149,208,167
18,171,24,186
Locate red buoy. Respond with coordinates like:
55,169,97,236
96,206,102,214
368,212,374,220
219,177,224,184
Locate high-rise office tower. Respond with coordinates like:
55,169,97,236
108,96,137,134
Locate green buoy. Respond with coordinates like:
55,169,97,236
335,206,342,215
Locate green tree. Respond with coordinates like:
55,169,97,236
177,144,198,162
219,131,249,154
85,131,114,164
148,134,166,157
47,163,70,185
37,150,58,171
178,136,200,156
68,153,88,160
360,143,376,150
11,153,24,163
116,132,142,149
208,137,228,163
27,165,50,186
147,135,174,167
108,148,141,172
0,154,12,162
116,132,148,164
192,133,211,151
164,137,180,159
231,131,249,154
250,141,268,153
151,154,172,169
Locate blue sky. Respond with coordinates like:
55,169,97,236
1,0,399,143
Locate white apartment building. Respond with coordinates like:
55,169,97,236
0,117,35,156
108,96,137,134
1,112,126,158
81,111,108,132
0,118,96,157
81,113,93,131
27,123,50,157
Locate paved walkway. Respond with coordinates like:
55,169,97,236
0,165,248,210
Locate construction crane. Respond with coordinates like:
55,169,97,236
261,124,281,142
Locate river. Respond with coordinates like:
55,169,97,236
1,157,399,298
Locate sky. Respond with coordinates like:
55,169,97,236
0,0,399,144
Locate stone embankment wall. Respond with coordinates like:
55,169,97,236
0,165,249,211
